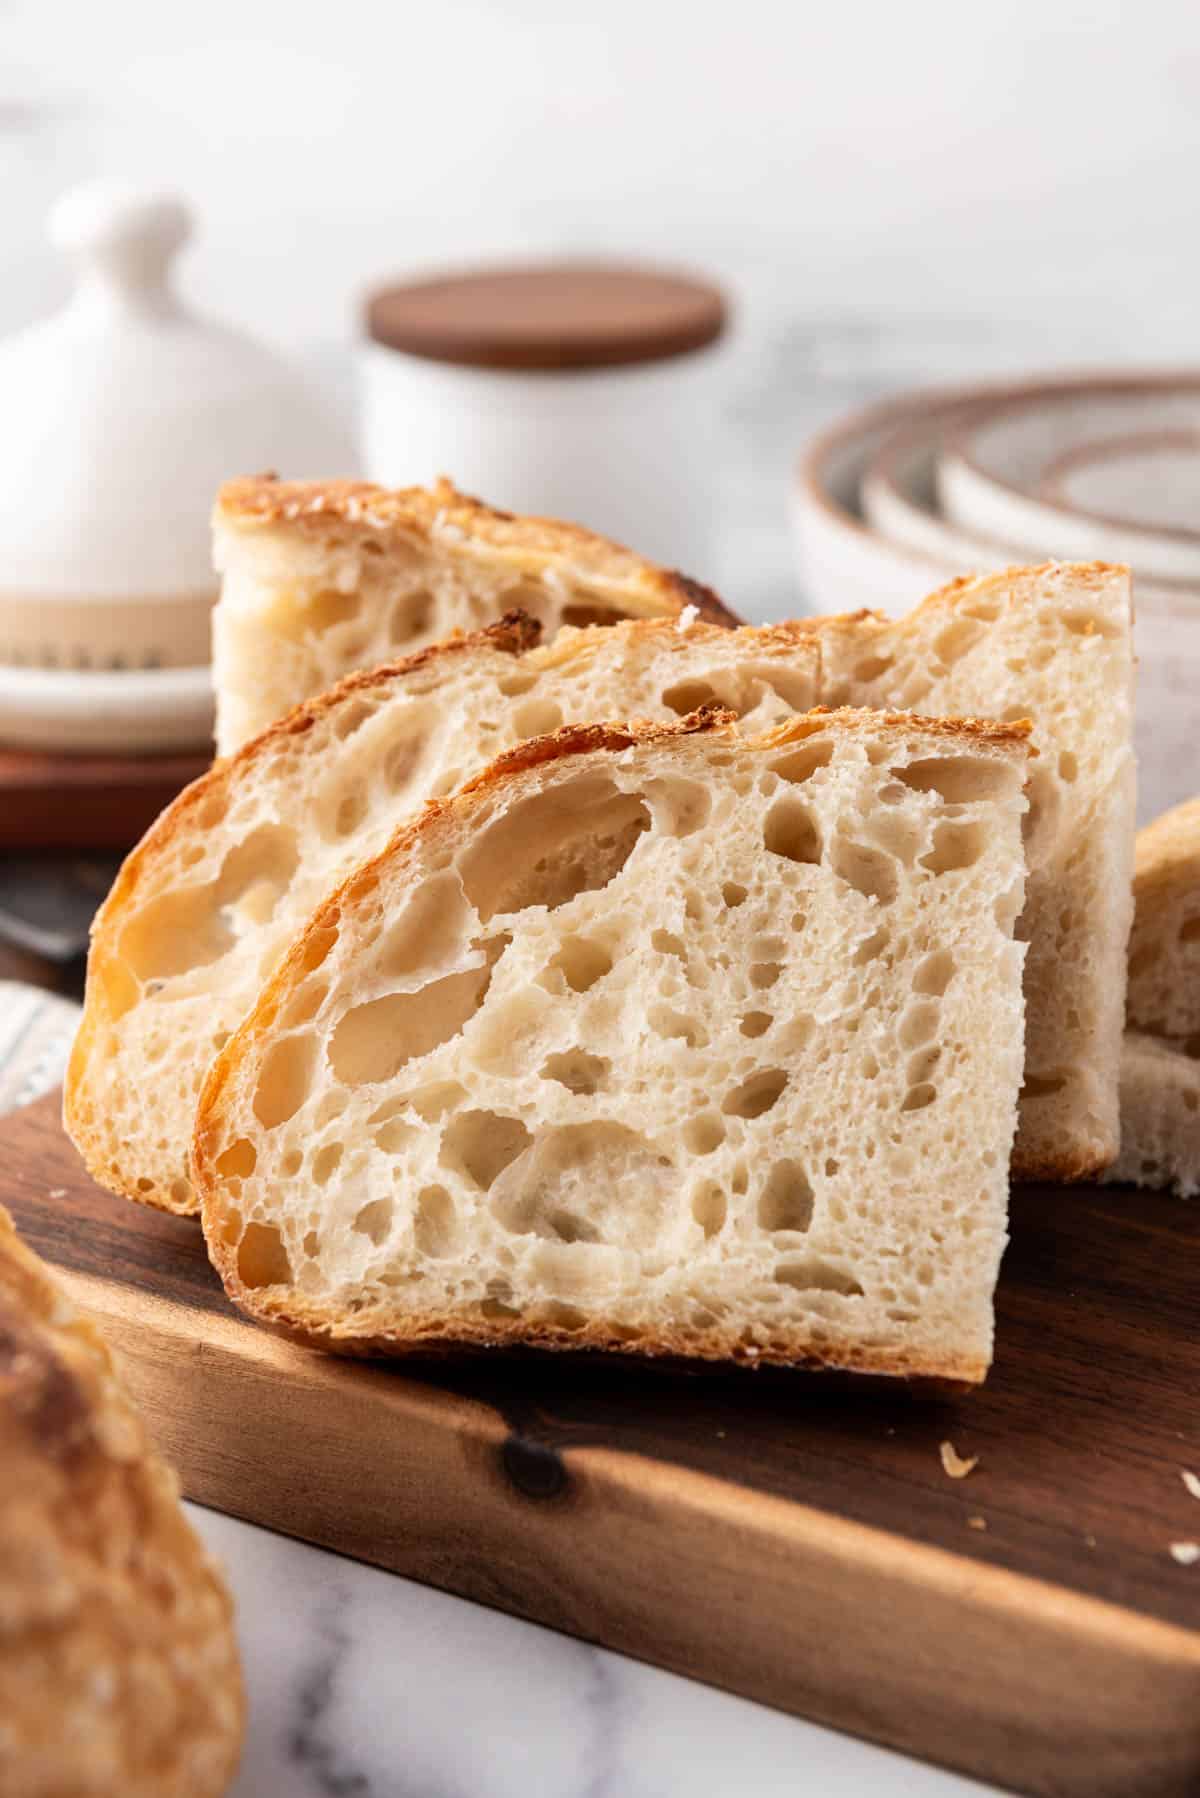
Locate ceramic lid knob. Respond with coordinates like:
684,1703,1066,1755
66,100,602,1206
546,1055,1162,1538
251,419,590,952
49,181,192,312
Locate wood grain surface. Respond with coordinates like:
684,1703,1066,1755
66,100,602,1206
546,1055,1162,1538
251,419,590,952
0,748,209,849
7,1093,1200,1797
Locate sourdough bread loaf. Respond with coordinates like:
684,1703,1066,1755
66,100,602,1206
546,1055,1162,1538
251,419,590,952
67,560,1131,1212
193,707,1031,1385
0,1206,243,1798
211,476,736,754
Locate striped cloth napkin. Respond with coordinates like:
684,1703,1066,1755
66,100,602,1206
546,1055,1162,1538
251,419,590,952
0,982,82,1118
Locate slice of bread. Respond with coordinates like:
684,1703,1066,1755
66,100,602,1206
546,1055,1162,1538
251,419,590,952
818,562,1135,1181
0,1205,243,1796
1126,796,1200,1047
68,561,1131,1213
211,475,737,754
1108,1032,1200,1199
192,707,1031,1386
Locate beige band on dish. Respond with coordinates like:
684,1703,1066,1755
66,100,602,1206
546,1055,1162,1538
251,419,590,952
0,591,214,670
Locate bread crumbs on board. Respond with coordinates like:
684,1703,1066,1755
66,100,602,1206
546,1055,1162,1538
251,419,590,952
1169,1542,1200,1566
1181,1470,1200,1500
940,1441,979,1480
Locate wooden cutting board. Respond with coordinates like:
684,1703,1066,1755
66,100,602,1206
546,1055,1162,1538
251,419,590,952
7,1093,1200,1798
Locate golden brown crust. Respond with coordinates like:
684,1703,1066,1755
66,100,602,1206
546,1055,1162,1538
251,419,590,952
187,1283,986,1388
214,475,739,628
451,703,1031,800
199,1193,984,1382
1010,1147,1110,1185
527,611,828,678
0,1206,243,1796
904,559,1130,617
791,561,1130,668
456,701,738,790
197,1132,983,1381
667,571,738,626
758,705,1033,751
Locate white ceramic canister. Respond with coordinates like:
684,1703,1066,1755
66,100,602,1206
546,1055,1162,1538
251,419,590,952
0,180,356,752
359,263,729,575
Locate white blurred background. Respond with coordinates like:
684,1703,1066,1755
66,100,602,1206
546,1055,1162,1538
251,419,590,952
6,0,1199,343
5,0,1199,606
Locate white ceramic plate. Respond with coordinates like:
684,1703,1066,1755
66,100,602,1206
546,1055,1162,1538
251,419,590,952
938,376,1200,581
792,377,1087,613
1041,428,1200,534
793,386,978,616
861,403,1020,571
0,663,214,753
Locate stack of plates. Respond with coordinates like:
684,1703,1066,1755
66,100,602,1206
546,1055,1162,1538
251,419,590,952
794,373,1200,820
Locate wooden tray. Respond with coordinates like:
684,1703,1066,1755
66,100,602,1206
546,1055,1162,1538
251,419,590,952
0,748,209,849
7,1093,1200,1797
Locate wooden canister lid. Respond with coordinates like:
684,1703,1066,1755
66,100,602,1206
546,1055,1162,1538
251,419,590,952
364,262,727,372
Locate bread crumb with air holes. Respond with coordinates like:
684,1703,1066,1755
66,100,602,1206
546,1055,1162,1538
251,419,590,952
940,1441,978,1479
185,704,1032,1377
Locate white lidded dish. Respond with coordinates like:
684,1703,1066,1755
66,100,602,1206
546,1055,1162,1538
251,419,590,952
359,262,729,577
0,180,356,752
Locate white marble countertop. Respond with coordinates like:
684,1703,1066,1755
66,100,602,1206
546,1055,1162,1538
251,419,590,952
195,1503,992,1798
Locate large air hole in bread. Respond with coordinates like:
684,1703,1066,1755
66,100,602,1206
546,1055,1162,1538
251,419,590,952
459,778,649,921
